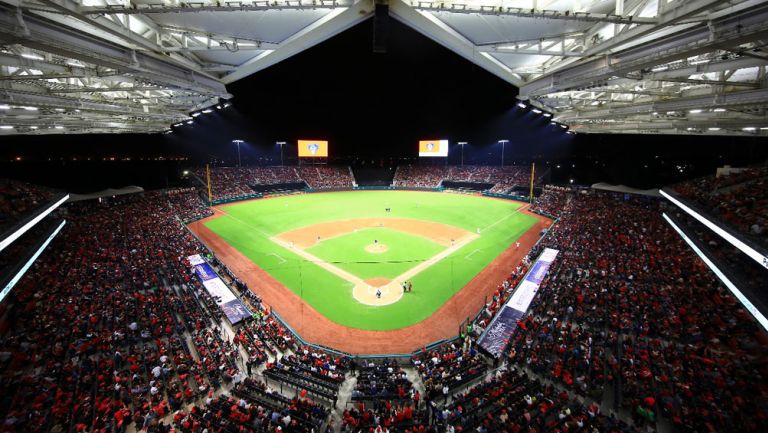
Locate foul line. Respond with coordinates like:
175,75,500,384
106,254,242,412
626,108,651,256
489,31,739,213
268,253,287,264
480,203,530,233
464,249,480,260
270,233,479,288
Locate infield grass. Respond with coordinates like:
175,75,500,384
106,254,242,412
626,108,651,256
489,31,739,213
306,227,445,280
203,191,536,331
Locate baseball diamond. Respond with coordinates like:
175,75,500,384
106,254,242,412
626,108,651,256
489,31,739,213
189,191,540,336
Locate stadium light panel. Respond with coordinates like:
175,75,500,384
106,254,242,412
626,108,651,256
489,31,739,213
542,113,552,118
663,213,768,332
743,127,756,131
532,108,542,114
517,102,527,109
689,109,702,113
0,220,67,304
21,53,44,60
0,105,9,109
660,189,767,268
54,126,64,129
29,126,38,130
202,109,213,114
191,112,201,117
708,127,721,131
0,194,70,253
713,108,726,112
186,120,193,125
0,125,13,129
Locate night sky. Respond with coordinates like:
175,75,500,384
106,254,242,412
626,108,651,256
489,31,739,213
1,17,766,191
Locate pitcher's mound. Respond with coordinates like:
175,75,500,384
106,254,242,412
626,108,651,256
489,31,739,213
365,243,388,254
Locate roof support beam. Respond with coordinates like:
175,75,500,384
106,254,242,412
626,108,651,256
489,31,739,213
411,2,656,25
221,0,372,84
520,2,768,97
390,0,523,87
80,1,352,15
556,88,768,120
0,4,229,96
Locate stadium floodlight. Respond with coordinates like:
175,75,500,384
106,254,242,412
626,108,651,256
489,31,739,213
743,127,756,131
186,120,193,125
202,109,213,114
713,108,726,112
559,124,567,129
54,125,64,129
0,125,13,129
708,127,721,131
173,122,183,127
216,105,222,109
276,141,287,166
223,102,232,108
191,112,201,117
29,126,38,130
233,139,245,167
22,106,37,111
0,105,9,110
457,142,468,166
689,109,702,114
543,113,552,118
498,140,509,167
532,108,542,114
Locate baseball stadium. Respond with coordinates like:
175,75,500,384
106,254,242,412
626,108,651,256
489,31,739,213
2,2,768,433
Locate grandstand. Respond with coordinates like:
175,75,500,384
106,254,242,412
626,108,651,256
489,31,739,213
1,2,768,433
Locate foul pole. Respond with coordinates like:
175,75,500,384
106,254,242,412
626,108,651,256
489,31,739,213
206,164,213,204
529,163,535,204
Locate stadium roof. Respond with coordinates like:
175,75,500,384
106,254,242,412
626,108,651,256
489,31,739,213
1,0,767,136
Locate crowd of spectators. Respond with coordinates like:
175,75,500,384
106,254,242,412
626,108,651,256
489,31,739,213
671,165,767,247
0,179,55,234
494,189,768,432
298,166,353,189
195,166,356,200
439,366,632,433
411,339,487,401
165,188,212,222
531,185,575,218
0,191,336,433
3,176,768,433
393,166,447,188
392,165,539,192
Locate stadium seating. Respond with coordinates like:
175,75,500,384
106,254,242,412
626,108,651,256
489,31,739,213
671,166,768,247
2,176,767,433
0,179,56,235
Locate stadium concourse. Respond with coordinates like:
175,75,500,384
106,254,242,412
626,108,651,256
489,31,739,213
1,166,767,433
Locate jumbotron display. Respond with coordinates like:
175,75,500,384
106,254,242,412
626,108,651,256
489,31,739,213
297,139,329,157
419,139,448,157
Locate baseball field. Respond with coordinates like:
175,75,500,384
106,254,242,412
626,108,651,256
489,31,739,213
200,191,537,331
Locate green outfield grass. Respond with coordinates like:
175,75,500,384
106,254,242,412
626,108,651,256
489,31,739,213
306,227,445,280
203,191,537,331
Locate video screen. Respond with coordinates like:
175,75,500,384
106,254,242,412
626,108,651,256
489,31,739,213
418,140,448,157
298,140,329,157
